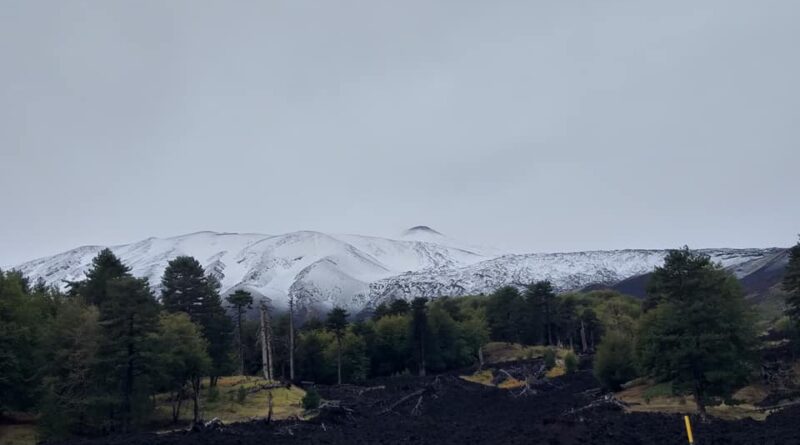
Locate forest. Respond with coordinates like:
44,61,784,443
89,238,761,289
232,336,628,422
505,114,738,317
1,242,800,441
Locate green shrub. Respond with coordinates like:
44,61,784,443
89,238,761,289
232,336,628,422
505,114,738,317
302,387,321,410
564,352,578,374
593,332,638,391
236,385,247,404
543,348,556,370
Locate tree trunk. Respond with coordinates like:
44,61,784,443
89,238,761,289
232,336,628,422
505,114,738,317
171,387,184,423
122,315,135,433
419,331,426,377
478,345,485,369
580,319,588,352
266,309,274,382
289,296,295,381
259,301,274,381
237,306,245,376
337,336,342,385
266,390,274,423
191,376,201,425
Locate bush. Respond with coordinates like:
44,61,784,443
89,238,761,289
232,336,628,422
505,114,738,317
236,385,247,404
302,387,321,410
543,348,556,370
594,332,638,390
564,352,578,374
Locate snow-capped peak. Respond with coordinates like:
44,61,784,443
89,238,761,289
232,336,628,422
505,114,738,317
9,230,785,314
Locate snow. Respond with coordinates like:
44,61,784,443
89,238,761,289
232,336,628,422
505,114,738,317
10,228,783,313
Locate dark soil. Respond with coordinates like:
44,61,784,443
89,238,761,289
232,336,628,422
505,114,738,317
51,367,800,445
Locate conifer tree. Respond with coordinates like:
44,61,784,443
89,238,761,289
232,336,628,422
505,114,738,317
637,247,756,414
527,281,557,345
326,307,349,384
69,248,130,306
226,290,254,375
96,276,160,432
161,257,232,385
411,297,429,376
485,286,523,343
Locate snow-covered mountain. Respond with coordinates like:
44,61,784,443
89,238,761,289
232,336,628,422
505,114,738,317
7,228,785,313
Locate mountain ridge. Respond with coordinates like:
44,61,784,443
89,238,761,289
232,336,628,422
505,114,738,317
8,229,787,312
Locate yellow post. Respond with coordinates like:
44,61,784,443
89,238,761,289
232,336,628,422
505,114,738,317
684,415,694,444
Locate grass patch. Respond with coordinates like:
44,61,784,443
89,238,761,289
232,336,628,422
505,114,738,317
546,365,566,378
497,377,525,389
152,376,305,428
461,369,494,386
616,381,767,421
482,342,570,364
0,425,37,445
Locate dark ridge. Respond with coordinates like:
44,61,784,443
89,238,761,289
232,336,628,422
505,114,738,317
405,225,443,235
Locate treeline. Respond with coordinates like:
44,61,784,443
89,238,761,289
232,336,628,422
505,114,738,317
261,284,640,385
591,245,800,414
0,250,233,438
3,241,799,438
0,248,638,440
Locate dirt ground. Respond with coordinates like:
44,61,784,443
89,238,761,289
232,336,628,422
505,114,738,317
48,359,800,445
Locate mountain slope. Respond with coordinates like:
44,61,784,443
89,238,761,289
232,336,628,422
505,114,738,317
9,229,487,311
8,229,785,312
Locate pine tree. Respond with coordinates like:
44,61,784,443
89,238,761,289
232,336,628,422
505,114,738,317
0,269,52,413
326,307,349,384
69,248,130,306
410,298,429,376
161,257,233,385
637,247,756,414
527,281,557,345
161,256,208,317
226,290,254,375
784,240,800,325
485,286,523,343
96,276,160,432
38,301,101,439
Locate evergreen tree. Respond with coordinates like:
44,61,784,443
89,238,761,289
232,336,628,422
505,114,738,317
372,315,411,376
784,240,800,325
485,286,523,343
161,256,208,317
96,276,160,432
527,281,557,345
0,270,54,413
69,248,130,306
154,312,210,425
161,257,232,385
326,307,349,384
410,297,429,376
296,329,332,382
637,248,756,414
226,290,253,376
39,302,101,438
201,275,234,385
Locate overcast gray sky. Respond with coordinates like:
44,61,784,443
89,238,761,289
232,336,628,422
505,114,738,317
1,0,799,266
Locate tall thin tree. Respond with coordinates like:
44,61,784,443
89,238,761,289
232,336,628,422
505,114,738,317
326,307,349,385
226,290,254,376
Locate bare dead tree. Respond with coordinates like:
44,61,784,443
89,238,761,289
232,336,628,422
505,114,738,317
289,294,296,381
259,300,274,381
265,390,274,424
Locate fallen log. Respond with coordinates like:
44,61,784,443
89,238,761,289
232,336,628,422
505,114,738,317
380,388,428,415
562,394,628,415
